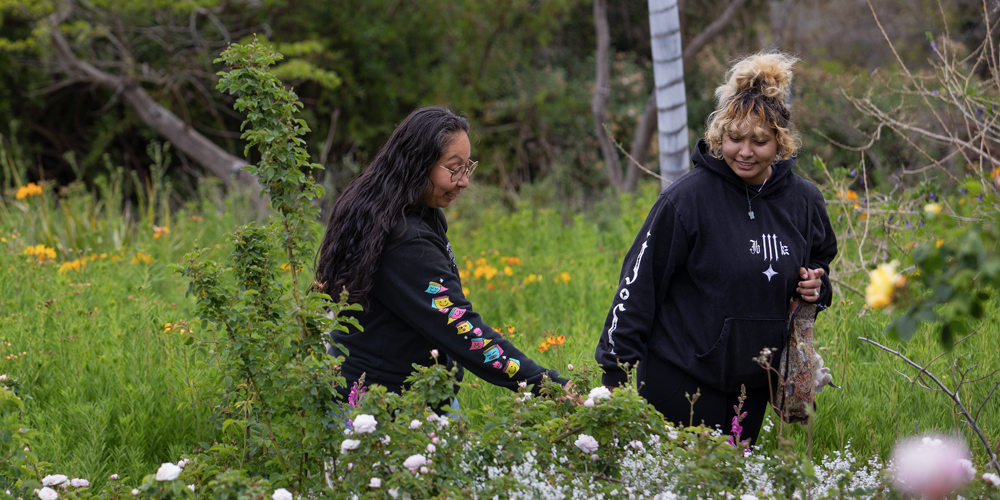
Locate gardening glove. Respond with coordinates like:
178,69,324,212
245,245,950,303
812,352,833,394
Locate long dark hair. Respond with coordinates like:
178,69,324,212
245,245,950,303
316,106,470,306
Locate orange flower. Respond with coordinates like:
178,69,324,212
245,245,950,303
507,325,516,335
500,256,521,266
838,190,859,201
15,182,43,200
153,226,170,239
188,215,204,222
559,272,571,284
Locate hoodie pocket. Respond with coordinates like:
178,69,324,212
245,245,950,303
694,317,786,392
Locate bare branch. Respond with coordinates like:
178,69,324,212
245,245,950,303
858,336,1000,474
45,0,258,190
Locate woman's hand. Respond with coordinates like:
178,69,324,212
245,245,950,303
797,267,825,302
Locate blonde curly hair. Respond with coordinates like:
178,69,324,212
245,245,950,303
704,52,800,160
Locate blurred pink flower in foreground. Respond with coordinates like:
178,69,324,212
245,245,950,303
890,435,975,499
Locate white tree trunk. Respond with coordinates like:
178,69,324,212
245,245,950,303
648,0,689,188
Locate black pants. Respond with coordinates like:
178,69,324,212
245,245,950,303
637,352,771,446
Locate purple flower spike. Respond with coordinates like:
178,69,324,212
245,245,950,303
906,220,911,228
929,191,936,200
932,90,940,97
979,109,985,116
849,168,857,177
978,194,984,202
931,41,937,51
959,188,967,194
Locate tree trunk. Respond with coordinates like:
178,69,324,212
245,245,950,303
626,0,749,191
648,0,688,188
593,0,623,190
46,1,257,190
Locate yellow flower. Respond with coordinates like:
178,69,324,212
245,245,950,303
132,252,154,264
459,270,471,280
475,257,488,267
559,272,572,284
924,203,942,215
935,239,944,248
24,245,56,262
153,226,170,239
503,266,513,277
523,274,538,285
15,182,43,200
865,261,901,309
483,266,498,280
58,259,87,273
500,256,521,266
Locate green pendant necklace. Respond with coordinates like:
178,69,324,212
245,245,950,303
744,167,773,220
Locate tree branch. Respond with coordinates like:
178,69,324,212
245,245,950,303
46,0,258,189
858,336,1000,474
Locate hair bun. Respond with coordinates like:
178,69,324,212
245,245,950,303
715,52,798,106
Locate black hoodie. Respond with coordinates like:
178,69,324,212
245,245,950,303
595,140,838,392
330,206,563,398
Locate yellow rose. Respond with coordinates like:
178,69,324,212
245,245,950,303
865,261,901,309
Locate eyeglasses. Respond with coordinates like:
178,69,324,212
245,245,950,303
438,160,478,182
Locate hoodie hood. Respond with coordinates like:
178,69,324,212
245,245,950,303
690,138,797,197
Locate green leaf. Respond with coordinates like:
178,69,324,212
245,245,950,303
886,315,918,342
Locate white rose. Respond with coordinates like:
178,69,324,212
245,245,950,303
430,349,439,358
426,414,439,422
369,478,382,488
353,414,378,434
187,485,195,492
583,398,595,408
381,435,391,445
272,488,293,500
37,487,58,500
155,462,181,481
628,440,644,451
177,459,189,468
340,439,361,453
437,418,449,429
131,489,139,496
653,493,677,500
588,386,612,400
420,466,429,474
983,472,1000,487
70,478,89,488
741,495,760,500
426,443,436,453
408,419,422,430
574,434,599,453
667,431,679,440
403,454,427,472
42,475,68,487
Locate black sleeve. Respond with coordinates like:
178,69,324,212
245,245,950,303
595,194,689,387
371,235,563,392
808,189,839,311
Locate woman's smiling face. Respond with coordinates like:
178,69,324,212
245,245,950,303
721,118,778,185
424,131,472,209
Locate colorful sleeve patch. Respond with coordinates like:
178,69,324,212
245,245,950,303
425,282,448,294
432,296,454,311
492,360,502,370
447,307,466,324
483,345,504,363
472,327,483,337
503,358,521,378
469,338,492,350
456,321,473,334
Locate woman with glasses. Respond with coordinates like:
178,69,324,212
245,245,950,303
316,106,565,407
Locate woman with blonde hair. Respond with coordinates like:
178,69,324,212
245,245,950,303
594,52,838,444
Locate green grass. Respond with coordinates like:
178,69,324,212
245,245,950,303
1,180,998,488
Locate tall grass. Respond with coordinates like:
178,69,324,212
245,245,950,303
1,173,997,487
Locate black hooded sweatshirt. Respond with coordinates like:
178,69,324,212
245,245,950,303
595,139,838,392
330,206,564,398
